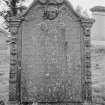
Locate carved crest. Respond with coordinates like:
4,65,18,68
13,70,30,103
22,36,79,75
38,0,64,20
39,0,64,4
43,4,59,20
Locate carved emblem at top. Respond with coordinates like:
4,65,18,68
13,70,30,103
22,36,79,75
43,4,59,20
38,0,64,20
39,0,64,4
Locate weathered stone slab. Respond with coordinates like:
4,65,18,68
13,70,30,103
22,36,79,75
20,0,82,102
8,0,94,104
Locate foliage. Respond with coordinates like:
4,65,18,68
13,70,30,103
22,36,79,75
75,5,83,16
75,5,90,18
0,0,27,29
0,0,27,19
82,9,90,18
3,0,27,16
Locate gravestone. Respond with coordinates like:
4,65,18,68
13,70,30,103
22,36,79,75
8,0,94,105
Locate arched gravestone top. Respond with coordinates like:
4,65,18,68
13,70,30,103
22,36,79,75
8,0,94,105
20,0,84,21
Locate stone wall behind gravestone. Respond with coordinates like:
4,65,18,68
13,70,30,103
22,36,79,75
0,29,10,104
91,44,105,103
